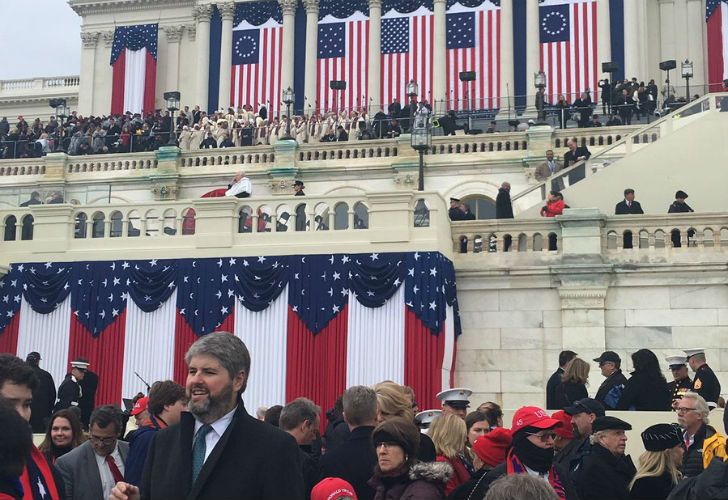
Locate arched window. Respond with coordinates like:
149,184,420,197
21,215,34,240
460,195,497,220
3,215,17,241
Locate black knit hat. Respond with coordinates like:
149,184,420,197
641,424,683,452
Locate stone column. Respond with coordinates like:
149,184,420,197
686,0,705,92
596,0,611,79
368,0,383,114
303,0,319,116
558,287,608,352
279,0,298,108
218,2,236,110
195,5,213,110
497,0,515,119
525,0,540,114
659,0,676,61
432,0,447,113
78,31,100,116
164,26,184,92
623,0,642,79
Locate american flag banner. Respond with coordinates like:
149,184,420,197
446,1,501,112
539,0,598,105
380,5,434,111
706,0,728,92
317,7,370,114
110,24,158,115
0,253,460,429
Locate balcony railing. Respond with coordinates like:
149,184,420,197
0,76,80,94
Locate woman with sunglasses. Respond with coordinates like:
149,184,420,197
477,406,578,500
38,409,87,463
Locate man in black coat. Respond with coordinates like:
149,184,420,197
666,355,692,406
319,386,378,500
564,139,591,185
668,190,695,247
593,351,628,410
111,332,304,500
280,398,321,497
448,197,465,221
26,352,56,433
54,360,87,414
77,360,98,429
555,398,605,479
546,350,577,410
575,416,635,500
614,188,644,215
685,349,721,407
495,182,514,219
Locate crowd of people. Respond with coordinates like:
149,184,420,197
2,333,728,500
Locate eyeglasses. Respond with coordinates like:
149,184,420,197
525,431,557,442
674,407,697,414
375,442,400,450
89,435,117,445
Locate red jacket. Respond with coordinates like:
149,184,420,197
542,199,565,218
436,455,471,496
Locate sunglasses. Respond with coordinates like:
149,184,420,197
525,431,557,442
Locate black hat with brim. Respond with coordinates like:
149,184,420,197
592,416,632,433
564,398,606,418
675,190,688,199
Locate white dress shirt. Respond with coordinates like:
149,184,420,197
225,177,252,197
193,406,236,464
94,445,124,500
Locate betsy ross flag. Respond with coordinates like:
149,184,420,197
446,1,501,112
317,9,370,113
0,253,459,427
380,6,434,110
707,0,728,92
539,0,598,104
110,24,158,115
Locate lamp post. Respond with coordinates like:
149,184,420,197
282,87,295,140
410,112,431,191
50,98,67,152
534,71,547,124
163,91,180,145
681,60,693,101
406,80,419,132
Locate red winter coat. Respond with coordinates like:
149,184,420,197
541,199,565,218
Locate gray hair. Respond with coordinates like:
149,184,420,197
185,332,251,393
590,430,608,445
484,474,559,500
342,386,377,427
279,398,320,431
682,392,710,423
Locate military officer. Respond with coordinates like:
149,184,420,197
665,354,692,407
685,348,721,408
54,359,87,413
436,388,472,419
415,409,442,433
448,197,465,221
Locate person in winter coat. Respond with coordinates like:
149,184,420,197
54,360,86,413
541,191,565,218
628,424,684,500
576,416,636,500
428,413,472,495
26,351,56,433
665,457,728,500
495,182,514,219
554,358,590,409
677,392,728,478
449,427,512,500
593,351,629,410
617,349,671,411
368,417,452,500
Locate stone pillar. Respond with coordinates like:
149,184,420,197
279,0,298,107
432,0,447,114
164,26,184,92
78,31,100,116
525,0,540,114
596,0,611,80
672,0,689,73
303,0,319,116
218,2,236,111
623,0,642,79
368,0,383,114
195,5,213,110
558,287,608,352
659,0,676,61
497,0,515,119
686,0,705,92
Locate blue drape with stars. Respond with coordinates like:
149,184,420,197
110,24,158,65
0,252,460,339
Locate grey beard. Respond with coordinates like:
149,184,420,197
188,382,235,423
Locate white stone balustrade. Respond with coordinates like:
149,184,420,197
0,76,80,94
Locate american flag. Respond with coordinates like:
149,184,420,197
0,252,460,428
446,2,501,112
706,0,728,91
109,24,158,115
317,10,370,114
380,6,434,110
539,0,598,104
231,12,283,116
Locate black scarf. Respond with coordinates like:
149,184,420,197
512,430,555,473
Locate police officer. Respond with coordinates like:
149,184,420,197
414,409,442,433
685,348,721,408
54,359,87,413
665,354,692,407
436,388,472,419
449,197,465,221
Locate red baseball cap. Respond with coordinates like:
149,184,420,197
311,478,358,500
130,396,149,416
511,406,562,435
472,427,512,468
551,410,574,439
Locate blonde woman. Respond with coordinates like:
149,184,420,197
373,381,436,461
429,413,472,496
554,358,589,409
629,424,684,500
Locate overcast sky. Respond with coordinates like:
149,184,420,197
0,0,81,80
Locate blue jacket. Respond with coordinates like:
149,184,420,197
124,415,164,486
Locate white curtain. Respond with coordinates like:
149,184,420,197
346,286,405,387
124,47,148,115
16,296,72,387
121,290,177,400
441,304,455,391
234,288,289,413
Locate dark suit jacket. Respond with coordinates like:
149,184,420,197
319,425,377,500
140,404,304,500
56,440,129,500
564,146,591,184
615,200,644,215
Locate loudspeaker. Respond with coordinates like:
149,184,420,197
459,71,476,82
659,60,677,71
329,80,347,90
601,62,619,73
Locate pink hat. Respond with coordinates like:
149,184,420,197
311,478,358,500
511,406,562,435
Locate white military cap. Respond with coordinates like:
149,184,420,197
683,348,705,359
415,410,442,429
70,360,90,369
665,355,687,368
436,388,473,409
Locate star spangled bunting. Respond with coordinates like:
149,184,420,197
289,255,349,334
127,259,177,313
540,3,570,43
318,23,346,58
232,256,290,312
233,30,260,65
176,259,235,335
71,262,128,336
0,266,22,331
707,0,728,21
235,1,282,26
382,17,409,54
319,0,369,19
446,12,476,50
20,262,72,314
110,24,158,65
